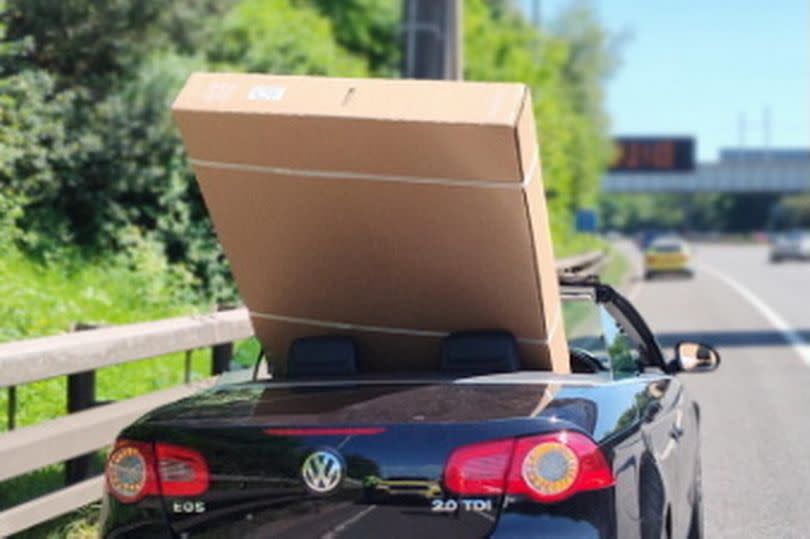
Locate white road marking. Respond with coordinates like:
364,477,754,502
321,505,377,539
699,263,810,368
475,511,496,522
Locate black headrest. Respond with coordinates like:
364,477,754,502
440,331,520,375
286,336,358,378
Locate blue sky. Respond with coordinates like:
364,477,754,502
520,0,809,161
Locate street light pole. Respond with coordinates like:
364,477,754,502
401,0,463,80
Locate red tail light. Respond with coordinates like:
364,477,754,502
445,438,515,496
155,443,210,496
105,440,209,503
443,431,614,504
105,440,159,502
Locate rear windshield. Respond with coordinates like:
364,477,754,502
652,243,682,253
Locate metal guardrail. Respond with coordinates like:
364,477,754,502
0,310,253,536
556,250,607,277
0,250,604,535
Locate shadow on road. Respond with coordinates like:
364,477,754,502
656,330,810,348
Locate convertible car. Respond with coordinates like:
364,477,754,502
100,280,718,539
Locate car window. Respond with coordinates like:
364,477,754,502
651,243,683,253
597,306,642,377
563,296,644,378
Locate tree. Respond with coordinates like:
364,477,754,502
465,0,617,245
551,0,624,211
770,194,810,230
307,0,401,76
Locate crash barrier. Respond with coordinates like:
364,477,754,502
0,250,604,535
556,250,606,277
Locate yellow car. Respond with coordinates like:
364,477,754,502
373,478,443,499
644,237,693,279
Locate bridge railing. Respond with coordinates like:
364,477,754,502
0,250,604,536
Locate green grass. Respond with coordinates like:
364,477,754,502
0,239,217,432
602,244,630,288
554,233,604,259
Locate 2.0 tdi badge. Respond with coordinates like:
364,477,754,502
301,450,344,494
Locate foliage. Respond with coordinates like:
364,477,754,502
2,0,617,298
0,203,210,430
770,194,810,230
306,0,402,76
600,193,782,233
209,0,368,76
551,0,623,211
464,0,618,248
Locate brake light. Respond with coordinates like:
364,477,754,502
105,440,209,503
265,427,386,436
445,438,515,495
105,440,159,503
443,431,613,504
156,443,210,496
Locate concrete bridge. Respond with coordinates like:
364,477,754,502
603,148,810,194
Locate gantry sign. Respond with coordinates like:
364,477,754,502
604,141,810,194
610,137,695,173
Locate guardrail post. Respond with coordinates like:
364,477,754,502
7,386,16,430
211,305,234,375
65,323,99,485
65,371,97,484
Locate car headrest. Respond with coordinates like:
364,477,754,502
286,336,358,378
440,331,520,375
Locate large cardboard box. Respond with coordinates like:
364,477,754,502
172,73,569,374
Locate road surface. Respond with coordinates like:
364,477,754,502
625,242,810,538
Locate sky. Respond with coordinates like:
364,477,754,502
520,0,810,162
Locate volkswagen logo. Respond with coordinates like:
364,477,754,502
301,450,344,494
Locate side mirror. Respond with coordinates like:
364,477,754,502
674,341,720,373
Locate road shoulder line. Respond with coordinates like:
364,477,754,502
698,263,810,368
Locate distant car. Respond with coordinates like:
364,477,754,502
644,237,693,279
769,230,810,262
100,280,718,539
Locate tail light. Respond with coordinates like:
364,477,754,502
156,443,210,496
443,431,614,504
105,440,158,503
105,440,209,503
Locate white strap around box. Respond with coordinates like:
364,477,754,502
189,150,539,191
249,303,562,347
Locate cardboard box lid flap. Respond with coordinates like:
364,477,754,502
173,74,533,183
173,73,527,127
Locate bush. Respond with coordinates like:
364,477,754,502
465,0,616,249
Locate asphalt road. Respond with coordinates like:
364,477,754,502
624,242,810,538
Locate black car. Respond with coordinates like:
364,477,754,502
100,280,718,538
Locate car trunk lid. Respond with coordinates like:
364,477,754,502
137,379,592,538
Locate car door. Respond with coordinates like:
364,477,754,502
601,286,697,539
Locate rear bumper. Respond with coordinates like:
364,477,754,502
102,524,173,539
491,489,617,538
771,248,810,259
645,262,690,273
99,495,172,539
491,514,611,538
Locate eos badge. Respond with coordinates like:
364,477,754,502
172,500,206,514
301,450,344,494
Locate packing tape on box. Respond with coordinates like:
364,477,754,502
189,151,539,190
249,303,561,347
